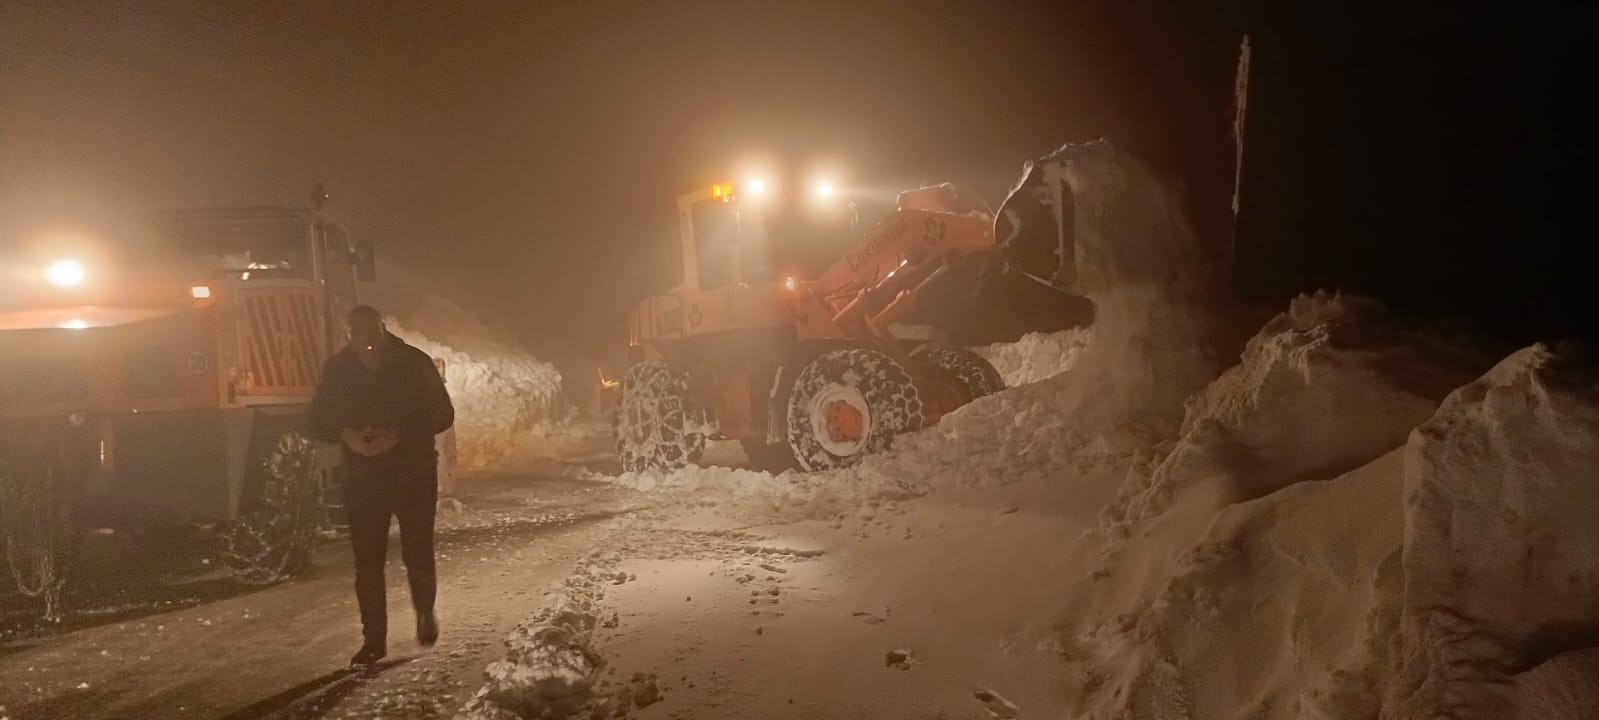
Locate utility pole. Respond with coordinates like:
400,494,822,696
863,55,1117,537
1229,34,1252,285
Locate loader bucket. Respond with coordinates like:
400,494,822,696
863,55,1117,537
992,153,1078,291
926,150,1094,344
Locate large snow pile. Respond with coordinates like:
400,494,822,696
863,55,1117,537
1385,344,1599,718
1057,343,1599,720
974,327,1092,386
387,311,568,471
1104,290,1489,526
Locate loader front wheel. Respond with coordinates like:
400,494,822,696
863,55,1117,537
914,346,1006,403
615,360,707,473
785,349,923,472
219,431,322,586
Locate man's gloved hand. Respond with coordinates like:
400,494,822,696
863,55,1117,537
364,427,399,456
340,427,371,455
341,427,399,457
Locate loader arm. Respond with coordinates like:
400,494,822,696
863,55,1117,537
811,204,994,303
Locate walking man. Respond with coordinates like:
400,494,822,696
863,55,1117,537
308,305,455,666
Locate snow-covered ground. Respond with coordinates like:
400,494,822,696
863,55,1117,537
457,142,1599,719
975,327,1091,387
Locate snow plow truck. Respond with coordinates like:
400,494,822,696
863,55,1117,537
0,186,376,620
613,157,1083,474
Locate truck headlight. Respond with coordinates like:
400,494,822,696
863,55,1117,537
47,259,86,288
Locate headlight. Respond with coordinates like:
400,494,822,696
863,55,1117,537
47,259,86,288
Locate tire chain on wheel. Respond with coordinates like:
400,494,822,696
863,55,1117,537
785,348,923,472
615,360,707,473
219,431,323,585
0,432,83,623
915,346,1006,402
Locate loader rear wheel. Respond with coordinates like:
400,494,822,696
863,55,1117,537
615,360,707,473
219,431,322,586
914,346,1006,402
785,348,923,472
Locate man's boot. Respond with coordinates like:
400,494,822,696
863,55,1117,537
350,641,386,667
417,610,439,647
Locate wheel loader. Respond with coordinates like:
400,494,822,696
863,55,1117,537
0,186,376,620
612,154,1085,473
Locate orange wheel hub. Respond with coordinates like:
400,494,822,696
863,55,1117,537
824,399,865,444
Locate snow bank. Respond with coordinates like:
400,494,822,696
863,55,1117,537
1105,291,1488,525
1011,343,1598,720
1386,343,1599,718
1059,449,1409,720
973,328,1091,387
387,311,569,471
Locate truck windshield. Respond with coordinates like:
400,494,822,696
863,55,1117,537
760,208,857,281
163,213,313,279
689,199,866,287
691,200,736,289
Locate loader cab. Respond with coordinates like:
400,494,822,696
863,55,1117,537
677,182,856,292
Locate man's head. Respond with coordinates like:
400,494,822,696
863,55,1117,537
349,305,387,367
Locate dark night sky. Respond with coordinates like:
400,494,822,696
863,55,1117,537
2,1,1591,368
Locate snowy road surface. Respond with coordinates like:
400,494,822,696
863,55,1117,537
0,471,645,720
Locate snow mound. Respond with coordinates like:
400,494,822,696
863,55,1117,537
974,328,1092,386
387,315,567,471
1060,450,1408,720
1056,343,1599,720
1105,291,1488,525
1386,343,1599,718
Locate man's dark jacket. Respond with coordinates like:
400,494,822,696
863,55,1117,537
307,333,455,476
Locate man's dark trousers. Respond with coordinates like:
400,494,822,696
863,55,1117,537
345,463,437,647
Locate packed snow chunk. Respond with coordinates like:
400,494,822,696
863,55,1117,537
1386,343,1599,720
974,327,1091,386
484,624,601,710
461,558,615,719
387,313,566,470
1106,291,1487,525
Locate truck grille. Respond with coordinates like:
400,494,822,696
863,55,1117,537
238,288,325,398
